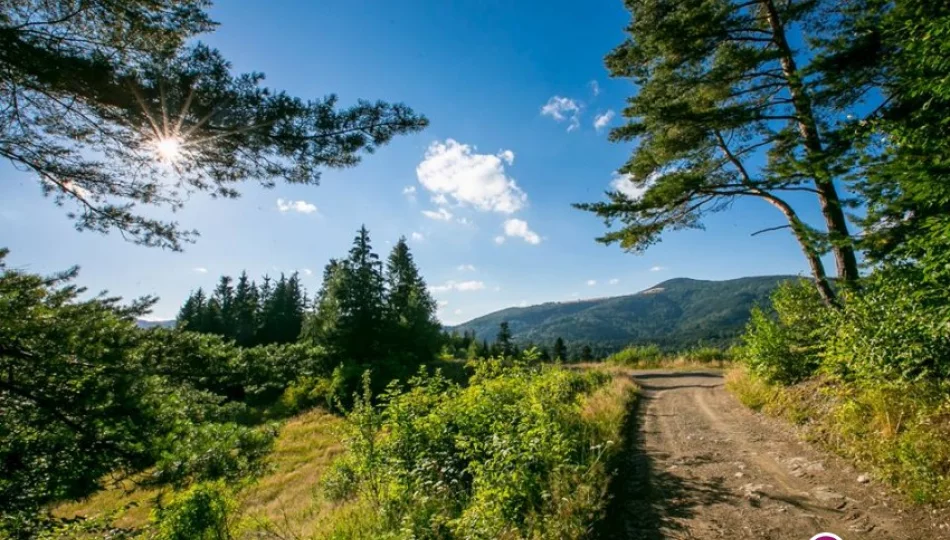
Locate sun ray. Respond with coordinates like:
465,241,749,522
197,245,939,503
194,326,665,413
173,84,196,135
127,79,163,140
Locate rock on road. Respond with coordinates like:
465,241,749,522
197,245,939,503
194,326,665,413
597,370,949,539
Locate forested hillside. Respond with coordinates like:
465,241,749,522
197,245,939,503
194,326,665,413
452,276,794,350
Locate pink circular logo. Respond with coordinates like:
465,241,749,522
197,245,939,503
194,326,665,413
809,534,842,540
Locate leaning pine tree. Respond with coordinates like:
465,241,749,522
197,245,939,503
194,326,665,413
577,0,868,305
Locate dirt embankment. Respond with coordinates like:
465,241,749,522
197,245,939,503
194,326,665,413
597,370,949,539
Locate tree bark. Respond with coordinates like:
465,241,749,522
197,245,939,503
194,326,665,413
761,0,860,284
759,193,839,306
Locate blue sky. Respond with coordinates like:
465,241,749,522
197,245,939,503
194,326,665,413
0,0,830,324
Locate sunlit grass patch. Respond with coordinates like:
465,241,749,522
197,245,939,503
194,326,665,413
55,408,346,535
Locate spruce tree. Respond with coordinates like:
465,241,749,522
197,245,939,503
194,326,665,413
233,272,260,347
211,275,236,340
302,260,345,345
553,337,568,362
496,321,514,357
385,237,441,364
305,226,386,364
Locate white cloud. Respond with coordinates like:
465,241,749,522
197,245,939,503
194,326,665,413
431,193,449,205
422,207,453,221
503,219,541,245
457,216,473,226
609,278,620,285
593,110,615,132
454,309,463,315
430,280,486,293
610,167,680,201
438,300,449,308
650,266,666,272
540,96,582,132
411,232,425,242
276,198,318,214
518,300,529,307
402,185,417,202
416,139,527,214
587,279,597,286
589,80,601,96
570,292,580,298
193,267,208,274
494,235,506,245
457,264,476,272
301,268,313,276
497,149,515,165
610,172,651,201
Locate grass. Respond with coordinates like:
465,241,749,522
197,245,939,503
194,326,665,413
55,365,642,538
56,408,347,536
727,367,950,505
602,344,733,370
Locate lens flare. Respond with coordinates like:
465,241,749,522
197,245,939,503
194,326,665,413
155,136,183,162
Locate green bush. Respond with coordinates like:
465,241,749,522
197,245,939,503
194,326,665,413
739,280,829,384
605,344,665,366
823,272,950,383
152,481,238,540
322,360,626,538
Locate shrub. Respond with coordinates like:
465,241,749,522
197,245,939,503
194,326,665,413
739,280,829,384
605,344,665,367
151,481,238,540
321,361,631,538
823,272,950,384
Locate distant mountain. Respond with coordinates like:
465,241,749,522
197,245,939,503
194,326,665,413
450,276,799,350
137,319,176,329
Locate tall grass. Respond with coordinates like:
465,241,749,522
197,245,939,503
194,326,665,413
728,367,950,504
604,344,732,369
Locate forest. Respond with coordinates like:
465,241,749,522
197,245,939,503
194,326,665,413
2,0,950,538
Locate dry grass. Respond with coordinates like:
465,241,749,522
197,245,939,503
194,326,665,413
56,408,346,536
727,367,950,505
580,371,638,443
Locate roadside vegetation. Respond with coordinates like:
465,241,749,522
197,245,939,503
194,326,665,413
605,344,732,370
730,277,950,504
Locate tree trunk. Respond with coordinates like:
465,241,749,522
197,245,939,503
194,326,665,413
713,130,839,305
761,0,860,285
759,193,839,306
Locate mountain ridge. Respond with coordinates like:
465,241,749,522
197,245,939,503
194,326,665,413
450,275,800,350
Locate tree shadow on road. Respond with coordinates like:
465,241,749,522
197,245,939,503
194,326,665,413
594,392,735,539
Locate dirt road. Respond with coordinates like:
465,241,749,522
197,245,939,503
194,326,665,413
597,370,949,539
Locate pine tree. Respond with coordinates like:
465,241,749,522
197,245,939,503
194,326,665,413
575,0,872,305
385,237,441,364
1,1,427,250
553,337,567,362
580,344,594,363
496,321,514,357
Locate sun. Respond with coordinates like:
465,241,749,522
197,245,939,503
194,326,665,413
154,136,183,163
